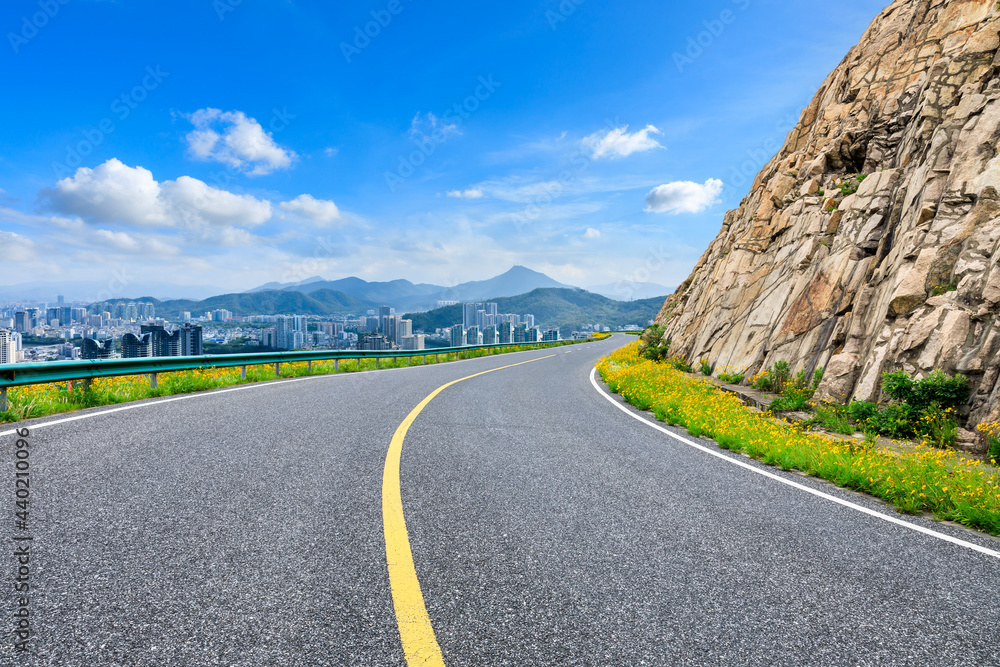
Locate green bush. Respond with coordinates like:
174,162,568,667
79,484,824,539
699,359,713,376
638,325,671,362
811,403,856,435
881,369,969,413
717,371,745,384
770,386,811,412
848,400,879,427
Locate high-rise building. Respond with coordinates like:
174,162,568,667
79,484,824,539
463,303,480,330
482,325,499,346
121,332,153,358
0,330,16,365
542,329,559,342
395,319,413,344
358,334,390,351
124,302,139,322
526,327,541,343
14,311,29,333
261,328,278,349
499,321,513,344
466,326,481,346
514,324,527,344
401,334,425,351
141,325,182,357
81,338,114,360
524,314,536,328
180,325,203,356
450,325,466,347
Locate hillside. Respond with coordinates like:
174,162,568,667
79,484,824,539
405,288,666,332
656,0,1000,429
106,289,374,319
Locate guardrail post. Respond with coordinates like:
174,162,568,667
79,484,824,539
149,373,157,390
376,357,380,369
334,359,339,372
307,360,313,374
274,363,280,377
1,388,6,413
241,366,247,380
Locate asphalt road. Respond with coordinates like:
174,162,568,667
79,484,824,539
2,335,999,666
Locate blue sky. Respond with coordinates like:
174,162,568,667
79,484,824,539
0,0,889,299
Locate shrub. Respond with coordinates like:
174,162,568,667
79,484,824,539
638,324,671,362
977,422,1000,466
770,386,811,412
699,359,713,376
848,400,879,427
882,369,968,413
810,402,856,435
914,405,959,447
717,370,745,384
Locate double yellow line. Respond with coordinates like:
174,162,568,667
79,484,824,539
382,355,555,665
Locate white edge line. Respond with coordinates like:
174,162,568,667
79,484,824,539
589,367,1000,561
0,347,563,438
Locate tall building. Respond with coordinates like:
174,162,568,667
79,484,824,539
14,311,29,333
0,330,16,365
542,329,559,342
401,334,425,351
482,325,499,346
514,324,527,344
395,319,413,344
124,302,139,322
466,326,481,346
358,334,390,351
180,325,203,356
462,303,480,330
499,321,513,344
450,325,466,347
81,338,114,360
483,302,499,328
524,314,536,328
121,332,153,358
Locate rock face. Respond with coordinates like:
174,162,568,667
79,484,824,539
657,0,1000,428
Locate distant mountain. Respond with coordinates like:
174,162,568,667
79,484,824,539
116,289,375,319
246,266,579,312
437,266,574,303
586,281,673,301
404,288,663,332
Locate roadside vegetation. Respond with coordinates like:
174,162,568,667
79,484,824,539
0,341,589,425
598,341,1000,536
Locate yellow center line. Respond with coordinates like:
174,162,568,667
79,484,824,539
382,354,557,666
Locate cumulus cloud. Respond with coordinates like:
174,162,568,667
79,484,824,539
645,179,723,215
185,108,296,176
47,159,273,228
583,228,601,239
583,124,664,159
446,188,484,199
280,194,342,225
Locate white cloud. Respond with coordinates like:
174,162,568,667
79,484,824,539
583,124,664,159
280,194,342,225
47,159,273,228
185,108,296,176
0,231,37,261
645,179,724,215
583,228,601,239
410,112,461,141
447,188,484,199
324,147,338,158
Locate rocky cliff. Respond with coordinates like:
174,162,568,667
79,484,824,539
657,0,1000,430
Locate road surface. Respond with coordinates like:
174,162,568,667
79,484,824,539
2,335,998,665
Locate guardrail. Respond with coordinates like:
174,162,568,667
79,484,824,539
0,341,576,412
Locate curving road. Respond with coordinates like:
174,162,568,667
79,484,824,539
2,335,999,666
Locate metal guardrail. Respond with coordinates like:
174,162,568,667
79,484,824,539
0,341,574,412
